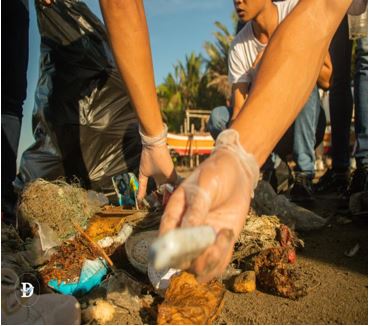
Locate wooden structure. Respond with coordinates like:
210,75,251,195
165,109,214,168
182,109,212,134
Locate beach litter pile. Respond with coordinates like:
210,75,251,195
9,176,313,324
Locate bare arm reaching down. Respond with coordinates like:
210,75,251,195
231,0,351,165
99,0,178,199
161,0,353,282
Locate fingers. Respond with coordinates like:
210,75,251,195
190,228,235,283
159,187,186,235
137,170,148,201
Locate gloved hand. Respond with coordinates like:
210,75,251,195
159,129,260,282
137,124,179,201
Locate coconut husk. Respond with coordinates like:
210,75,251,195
17,179,101,240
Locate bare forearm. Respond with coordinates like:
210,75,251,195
231,0,352,166
99,0,163,136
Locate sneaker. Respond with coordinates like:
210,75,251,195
289,172,314,202
347,165,368,196
314,168,349,195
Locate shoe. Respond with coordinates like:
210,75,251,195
289,172,314,202
314,168,349,195
347,165,368,196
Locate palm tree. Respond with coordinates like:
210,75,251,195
203,17,238,99
157,53,205,131
203,21,233,99
175,52,204,110
157,73,182,110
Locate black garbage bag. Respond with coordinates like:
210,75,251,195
15,0,141,192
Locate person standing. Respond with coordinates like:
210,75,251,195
315,2,367,199
2,0,30,225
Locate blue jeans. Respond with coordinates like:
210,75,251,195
207,86,321,177
354,37,368,168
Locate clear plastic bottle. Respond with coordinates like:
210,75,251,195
348,8,368,40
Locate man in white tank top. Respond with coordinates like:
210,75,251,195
208,0,332,202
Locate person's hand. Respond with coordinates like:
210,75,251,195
137,124,179,201
159,129,259,282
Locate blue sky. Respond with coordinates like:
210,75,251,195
18,0,235,160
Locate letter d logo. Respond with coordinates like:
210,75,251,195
20,282,34,298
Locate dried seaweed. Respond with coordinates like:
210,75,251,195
39,236,98,285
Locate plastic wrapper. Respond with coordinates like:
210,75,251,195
15,0,141,193
48,258,108,296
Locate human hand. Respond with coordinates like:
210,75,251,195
137,124,179,201
159,129,259,282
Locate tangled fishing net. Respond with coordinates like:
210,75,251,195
17,179,101,240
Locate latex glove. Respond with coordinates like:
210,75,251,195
137,124,178,201
159,129,259,282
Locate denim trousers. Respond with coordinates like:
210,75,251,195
329,16,368,170
207,86,321,177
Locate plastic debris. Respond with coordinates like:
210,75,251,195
150,226,216,270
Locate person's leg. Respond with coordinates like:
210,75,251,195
207,106,232,140
349,36,368,195
329,16,353,171
293,86,320,177
315,16,352,194
353,37,368,169
290,86,320,201
2,0,29,223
